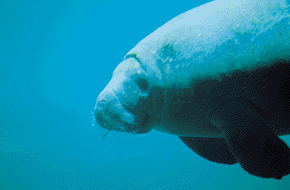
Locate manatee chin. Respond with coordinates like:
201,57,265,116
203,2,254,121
95,58,156,134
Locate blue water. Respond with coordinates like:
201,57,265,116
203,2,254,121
1,0,290,189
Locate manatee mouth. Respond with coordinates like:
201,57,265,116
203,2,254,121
95,112,136,133
95,100,139,134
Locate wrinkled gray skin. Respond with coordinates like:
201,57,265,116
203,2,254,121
95,0,290,180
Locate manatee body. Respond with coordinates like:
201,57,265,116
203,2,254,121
95,0,290,179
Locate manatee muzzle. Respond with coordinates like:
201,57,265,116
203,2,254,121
95,85,138,133
95,58,154,134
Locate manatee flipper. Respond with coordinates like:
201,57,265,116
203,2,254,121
179,136,237,165
210,99,290,180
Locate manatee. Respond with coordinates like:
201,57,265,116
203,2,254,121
95,0,290,179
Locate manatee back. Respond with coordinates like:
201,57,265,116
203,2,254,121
125,0,290,91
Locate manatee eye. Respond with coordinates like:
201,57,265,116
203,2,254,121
135,77,148,92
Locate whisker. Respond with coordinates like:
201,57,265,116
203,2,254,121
102,130,110,138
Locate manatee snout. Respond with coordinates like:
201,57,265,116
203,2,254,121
95,60,155,134
95,85,125,131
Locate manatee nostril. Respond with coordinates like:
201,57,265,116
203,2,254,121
97,99,107,110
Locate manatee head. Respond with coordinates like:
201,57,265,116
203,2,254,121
95,58,156,134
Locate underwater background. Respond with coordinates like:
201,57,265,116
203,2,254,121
1,0,290,189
